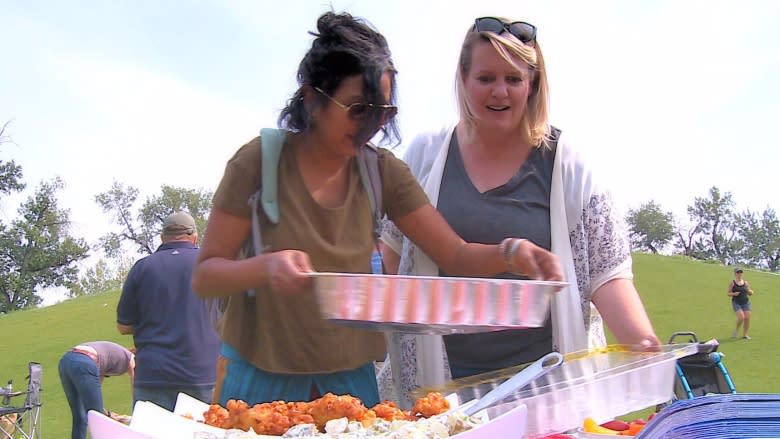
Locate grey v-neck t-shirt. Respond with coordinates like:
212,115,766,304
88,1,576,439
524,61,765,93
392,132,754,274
438,130,558,372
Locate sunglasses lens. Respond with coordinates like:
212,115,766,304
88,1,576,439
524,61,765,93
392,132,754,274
349,104,397,124
380,107,398,124
475,17,505,34
475,18,536,46
508,22,536,44
347,104,369,119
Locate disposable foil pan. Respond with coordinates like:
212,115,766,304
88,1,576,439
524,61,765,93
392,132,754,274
310,273,565,334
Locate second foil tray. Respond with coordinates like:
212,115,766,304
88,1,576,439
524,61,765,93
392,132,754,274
310,273,565,334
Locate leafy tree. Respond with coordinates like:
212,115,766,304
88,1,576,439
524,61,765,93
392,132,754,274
673,218,703,258
686,186,737,263
0,120,25,197
626,200,675,253
0,178,90,312
95,180,212,257
736,208,780,271
70,255,134,297
95,181,154,256
140,185,212,238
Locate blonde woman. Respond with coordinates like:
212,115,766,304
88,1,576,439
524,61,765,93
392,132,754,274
378,17,660,407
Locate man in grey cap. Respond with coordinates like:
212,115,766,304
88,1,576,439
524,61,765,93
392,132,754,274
117,211,220,410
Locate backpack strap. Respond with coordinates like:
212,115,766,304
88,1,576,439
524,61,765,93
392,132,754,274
259,128,286,225
242,128,287,298
357,143,383,242
357,143,386,274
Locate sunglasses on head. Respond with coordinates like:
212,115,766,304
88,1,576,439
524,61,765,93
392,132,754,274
314,87,398,124
473,17,537,47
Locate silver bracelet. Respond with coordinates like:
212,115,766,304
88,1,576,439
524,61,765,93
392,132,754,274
498,238,513,266
499,238,527,274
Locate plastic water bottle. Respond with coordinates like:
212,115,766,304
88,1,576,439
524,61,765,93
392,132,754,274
1,380,12,406
371,251,383,274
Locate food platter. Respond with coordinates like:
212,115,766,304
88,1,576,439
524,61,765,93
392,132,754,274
310,273,565,334
87,392,529,439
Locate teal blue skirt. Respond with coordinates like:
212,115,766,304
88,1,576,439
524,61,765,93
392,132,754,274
217,342,380,406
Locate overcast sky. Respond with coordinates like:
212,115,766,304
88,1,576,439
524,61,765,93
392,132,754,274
3,0,780,303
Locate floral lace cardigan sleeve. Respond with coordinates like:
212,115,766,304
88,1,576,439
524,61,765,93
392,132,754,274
568,191,634,351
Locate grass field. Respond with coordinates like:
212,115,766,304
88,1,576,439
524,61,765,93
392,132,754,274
630,253,780,392
0,252,778,437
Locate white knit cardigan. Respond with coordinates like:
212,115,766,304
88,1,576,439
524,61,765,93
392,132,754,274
377,125,634,408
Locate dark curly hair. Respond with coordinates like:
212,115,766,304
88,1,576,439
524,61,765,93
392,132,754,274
277,12,400,146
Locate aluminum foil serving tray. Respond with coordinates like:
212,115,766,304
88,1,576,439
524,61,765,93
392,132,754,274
310,273,565,334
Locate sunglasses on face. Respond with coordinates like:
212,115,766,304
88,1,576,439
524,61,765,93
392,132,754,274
314,87,398,124
473,17,537,47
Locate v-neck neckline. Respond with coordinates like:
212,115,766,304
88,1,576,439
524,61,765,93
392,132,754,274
288,146,357,211
449,133,534,196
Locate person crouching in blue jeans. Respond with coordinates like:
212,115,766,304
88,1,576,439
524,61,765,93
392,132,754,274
58,341,134,439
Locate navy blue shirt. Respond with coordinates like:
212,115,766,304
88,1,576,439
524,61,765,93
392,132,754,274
118,241,219,388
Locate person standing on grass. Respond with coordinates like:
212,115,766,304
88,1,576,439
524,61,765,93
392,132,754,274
58,341,134,439
728,267,754,340
117,211,220,410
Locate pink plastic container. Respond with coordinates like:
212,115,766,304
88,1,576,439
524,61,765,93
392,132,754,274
87,410,155,439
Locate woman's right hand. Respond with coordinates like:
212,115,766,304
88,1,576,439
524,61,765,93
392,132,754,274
262,250,315,294
194,209,316,298
509,239,564,282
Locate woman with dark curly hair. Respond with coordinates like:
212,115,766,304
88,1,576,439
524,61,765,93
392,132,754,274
192,11,562,406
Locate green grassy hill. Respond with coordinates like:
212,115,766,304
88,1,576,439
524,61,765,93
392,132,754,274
0,291,133,437
0,252,778,437
629,253,780,392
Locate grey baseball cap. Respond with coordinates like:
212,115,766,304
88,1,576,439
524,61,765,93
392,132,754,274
162,211,196,236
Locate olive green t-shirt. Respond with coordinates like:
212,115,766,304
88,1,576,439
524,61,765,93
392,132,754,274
212,134,428,374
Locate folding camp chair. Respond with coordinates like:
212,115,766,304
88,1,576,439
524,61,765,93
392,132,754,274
0,362,42,439
668,332,737,400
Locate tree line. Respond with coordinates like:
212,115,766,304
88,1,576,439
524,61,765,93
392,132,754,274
2,120,777,313
626,187,779,271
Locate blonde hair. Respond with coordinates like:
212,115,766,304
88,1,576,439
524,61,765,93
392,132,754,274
455,22,551,148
